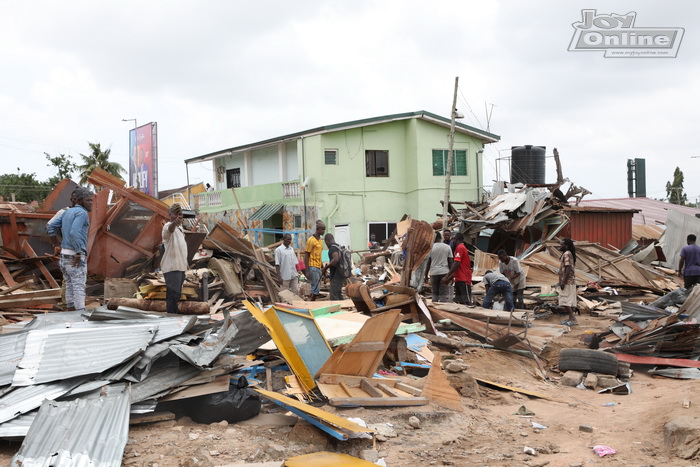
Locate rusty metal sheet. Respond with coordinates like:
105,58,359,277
36,178,79,213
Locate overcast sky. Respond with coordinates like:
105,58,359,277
1,1,698,204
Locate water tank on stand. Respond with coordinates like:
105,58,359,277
510,145,546,185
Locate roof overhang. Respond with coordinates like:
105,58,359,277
185,111,500,165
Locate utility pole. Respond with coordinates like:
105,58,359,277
442,76,459,228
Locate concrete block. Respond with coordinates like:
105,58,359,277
561,370,584,387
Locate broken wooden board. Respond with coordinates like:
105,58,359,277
254,388,375,441
129,411,176,426
429,302,530,325
284,451,376,466
158,375,230,402
317,373,428,407
290,299,355,310
0,289,62,309
473,377,565,403
421,355,462,411
315,309,402,379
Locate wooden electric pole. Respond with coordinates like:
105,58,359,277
442,76,459,228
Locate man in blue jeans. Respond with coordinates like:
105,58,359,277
482,270,514,311
48,187,93,312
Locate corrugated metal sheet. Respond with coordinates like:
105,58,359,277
11,388,130,467
578,197,700,225
0,332,27,386
632,224,665,242
248,203,284,221
130,359,202,403
0,411,36,438
0,377,85,424
564,210,634,250
663,210,700,269
13,324,156,387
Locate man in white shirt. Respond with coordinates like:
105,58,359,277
162,203,189,314
425,232,453,302
275,233,299,295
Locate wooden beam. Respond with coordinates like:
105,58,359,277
346,341,386,353
360,378,384,398
0,260,18,287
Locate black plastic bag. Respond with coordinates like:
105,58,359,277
165,376,261,424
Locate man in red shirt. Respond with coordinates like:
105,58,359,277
443,233,472,305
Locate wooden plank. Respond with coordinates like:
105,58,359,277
0,295,62,308
158,375,230,402
0,279,34,296
0,260,18,287
338,381,353,397
21,241,59,289
328,396,429,407
395,382,422,396
377,383,402,398
422,354,463,411
316,309,402,378
473,377,566,403
129,411,176,426
346,341,386,353
360,378,384,398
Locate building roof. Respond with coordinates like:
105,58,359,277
577,197,700,225
185,110,501,164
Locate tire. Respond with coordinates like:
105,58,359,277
558,348,619,375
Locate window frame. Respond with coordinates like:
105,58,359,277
432,149,467,176
226,167,241,188
324,149,338,165
365,150,389,177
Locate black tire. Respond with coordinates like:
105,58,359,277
558,348,619,375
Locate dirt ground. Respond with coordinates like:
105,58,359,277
1,312,699,466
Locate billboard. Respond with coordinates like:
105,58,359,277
128,122,158,196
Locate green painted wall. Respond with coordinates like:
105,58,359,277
202,116,489,252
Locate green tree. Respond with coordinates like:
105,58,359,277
77,142,126,187
0,169,52,203
666,166,688,205
45,152,77,186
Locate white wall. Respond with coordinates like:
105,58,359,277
286,141,298,181
251,146,279,185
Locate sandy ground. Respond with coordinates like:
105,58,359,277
1,312,699,466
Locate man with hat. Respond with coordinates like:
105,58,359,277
48,187,93,312
162,203,189,314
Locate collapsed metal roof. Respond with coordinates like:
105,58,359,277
11,387,130,467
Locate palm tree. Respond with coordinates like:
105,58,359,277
77,142,126,187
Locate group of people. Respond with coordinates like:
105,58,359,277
64,192,700,327
426,230,473,305
274,220,346,301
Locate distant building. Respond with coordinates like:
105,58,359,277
578,197,700,225
184,111,499,249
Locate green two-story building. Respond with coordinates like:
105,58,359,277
184,111,499,250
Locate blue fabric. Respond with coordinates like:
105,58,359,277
309,266,322,295
60,206,90,254
483,280,514,311
59,254,87,310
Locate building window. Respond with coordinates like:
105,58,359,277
432,150,467,176
226,168,241,188
324,149,338,165
294,215,302,229
366,150,389,177
368,222,397,245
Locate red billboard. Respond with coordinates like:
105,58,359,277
129,122,158,196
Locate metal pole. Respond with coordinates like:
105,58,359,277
442,76,459,227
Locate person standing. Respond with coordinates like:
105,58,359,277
304,221,325,301
322,233,344,300
368,233,380,251
51,187,93,312
425,232,453,302
162,203,189,314
558,238,578,326
497,249,526,309
482,270,514,311
275,233,299,295
679,234,700,289
444,233,472,305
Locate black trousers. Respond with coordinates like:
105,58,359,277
685,275,700,289
454,281,471,305
164,270,185,314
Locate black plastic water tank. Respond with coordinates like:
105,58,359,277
510,145,546,184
